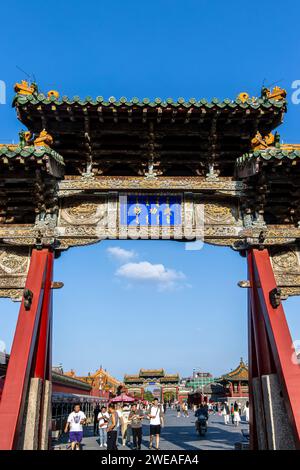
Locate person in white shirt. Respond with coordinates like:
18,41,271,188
244,401,250,423
64,403,86,450
148,398,163,450
120,404,131,447
97,406,109,447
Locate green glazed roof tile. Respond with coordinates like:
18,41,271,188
0,145,65,166
236,147,300,168
13,91,287,112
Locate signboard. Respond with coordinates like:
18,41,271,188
120,195,182,227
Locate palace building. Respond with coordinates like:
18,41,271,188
65,367,122,396
188,359,249,405
219,358,249,399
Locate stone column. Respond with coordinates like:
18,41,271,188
21,378,43,450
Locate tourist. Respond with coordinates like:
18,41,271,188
116,403,123,443
107,403,119,450
244,401,250,423
97,405,109,448
120,404,131,447
230,403,235,424
183,402,189,418
93,403,100,436
233,403,241,427
129,403,144,450
64,403,86,450
176,403,181,418
148,398,163,450
221,402,230,425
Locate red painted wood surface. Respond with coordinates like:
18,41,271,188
0,249,52,450
248,248,300,449
34,251,54,380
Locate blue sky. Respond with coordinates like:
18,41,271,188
1,0,300,380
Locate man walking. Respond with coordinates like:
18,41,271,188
148,398,163,450
64,403,86,450
129,403,144,450
107,403,119,450
93,403,100,436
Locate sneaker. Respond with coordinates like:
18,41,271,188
104,443,107,447
99,444,103,448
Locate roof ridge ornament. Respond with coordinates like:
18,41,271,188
261,85,287,101
14,80,60,100
33,129,53,147
14,80,38,96
251,131,275,150
236,92,257,103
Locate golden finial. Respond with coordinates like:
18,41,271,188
47,90,60,99
237,92,250,103
262,86,287,101
251,131,275,150
14,80,38,96
33,129,53,147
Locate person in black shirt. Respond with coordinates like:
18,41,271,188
93,403,100,436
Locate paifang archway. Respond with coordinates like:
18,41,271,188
0,82,300,449
124,369,180,402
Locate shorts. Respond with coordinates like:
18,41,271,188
69,431,83,443
150,424,161,436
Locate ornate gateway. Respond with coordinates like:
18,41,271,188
0,82,300,450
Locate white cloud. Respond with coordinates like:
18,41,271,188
115,261,186,290
107,246,136,261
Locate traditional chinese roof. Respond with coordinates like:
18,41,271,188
68,367,122,387
124,375,145,384
221,359,249,382
52,371,91,391
14,92,286,110
13,84,287,178
139,368,165,378
236,144,300,178
0,145,64,178
159,374,180,384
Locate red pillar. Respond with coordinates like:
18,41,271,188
248,248,300,449
0,249,54,450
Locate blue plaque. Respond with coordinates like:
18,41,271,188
120,195,182,226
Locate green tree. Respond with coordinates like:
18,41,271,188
143,390,154,401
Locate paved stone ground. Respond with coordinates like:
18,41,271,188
57,410,249,451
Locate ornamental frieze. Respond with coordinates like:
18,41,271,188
0,248,29,276
0,289,23,301
58,176,246,195
59,198,107,226
270,247,300,272
0,248,30,301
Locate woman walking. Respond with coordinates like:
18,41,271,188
233,403,241,427
244,401,250,423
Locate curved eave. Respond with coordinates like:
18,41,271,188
13,93,287,110
52,372,92,391
236,147,300,178
0,145,65,166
